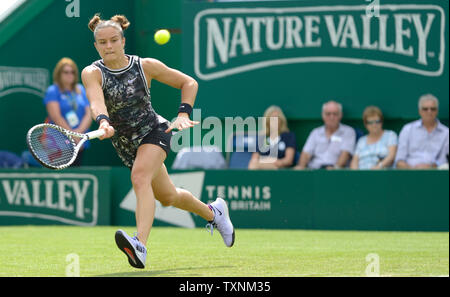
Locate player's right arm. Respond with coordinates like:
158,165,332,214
81,66,114,139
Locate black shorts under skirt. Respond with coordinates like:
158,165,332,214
139,122,172,157
112,121,172,169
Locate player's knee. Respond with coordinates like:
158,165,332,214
130,170,150,191
159,198,173,207
159,193,177,207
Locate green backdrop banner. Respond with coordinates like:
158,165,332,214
0,168,111,226
182,0,449,120
1,0,448,168
0,0,135,166
1,168,448,231
112,168,449,231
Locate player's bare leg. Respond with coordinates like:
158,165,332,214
152,164,234,247
152,164,214,221
115,144,164,269
131,144,166,244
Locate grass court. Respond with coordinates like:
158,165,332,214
0,226,448,277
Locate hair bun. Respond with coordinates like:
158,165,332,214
110,15,130,31
88,13,102,32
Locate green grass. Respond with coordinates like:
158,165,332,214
0,226,448,277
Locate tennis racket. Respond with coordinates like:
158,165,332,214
27,123,105,170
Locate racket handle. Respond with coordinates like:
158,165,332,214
86,129,105,140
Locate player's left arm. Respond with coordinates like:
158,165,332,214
142,58,198,109
141,58,199,132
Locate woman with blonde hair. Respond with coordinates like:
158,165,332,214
350,106,398,169
248,105,298,169
43,57,92,166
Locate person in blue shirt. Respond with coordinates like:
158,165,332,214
43,58,92,166
350,106,398,169
249,105,298,169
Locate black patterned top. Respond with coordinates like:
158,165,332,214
92,55,168,168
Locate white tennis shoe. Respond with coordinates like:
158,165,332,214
115,229,147,269
207,198,235,247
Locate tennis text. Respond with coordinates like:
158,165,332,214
205,185,272,211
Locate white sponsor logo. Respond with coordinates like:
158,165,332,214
0,173,98,226
205,185,272,211
0,66,49,98
194,5,445,80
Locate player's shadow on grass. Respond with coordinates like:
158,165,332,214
97,265,234,277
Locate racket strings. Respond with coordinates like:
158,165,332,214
28,126,77,167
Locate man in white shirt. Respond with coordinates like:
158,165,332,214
395,94,449,169
295,101,356,169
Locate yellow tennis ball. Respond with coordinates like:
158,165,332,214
154,29,171,45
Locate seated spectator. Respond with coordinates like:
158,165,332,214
248,105,297,169
295,100,355,170
0,151,24,168
43,58,92,166
350,106,397,169
395,94,449,169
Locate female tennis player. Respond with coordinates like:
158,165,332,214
81,14,234,269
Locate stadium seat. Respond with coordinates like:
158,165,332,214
0,151,24,168
293,151,300,166
227,132,258,169
172,145,226,170
229,151,253,169
21,150,42,168
354,127,365,143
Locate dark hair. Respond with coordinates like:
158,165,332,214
88,13,130,38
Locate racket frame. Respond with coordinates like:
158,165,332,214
27,123,105,170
